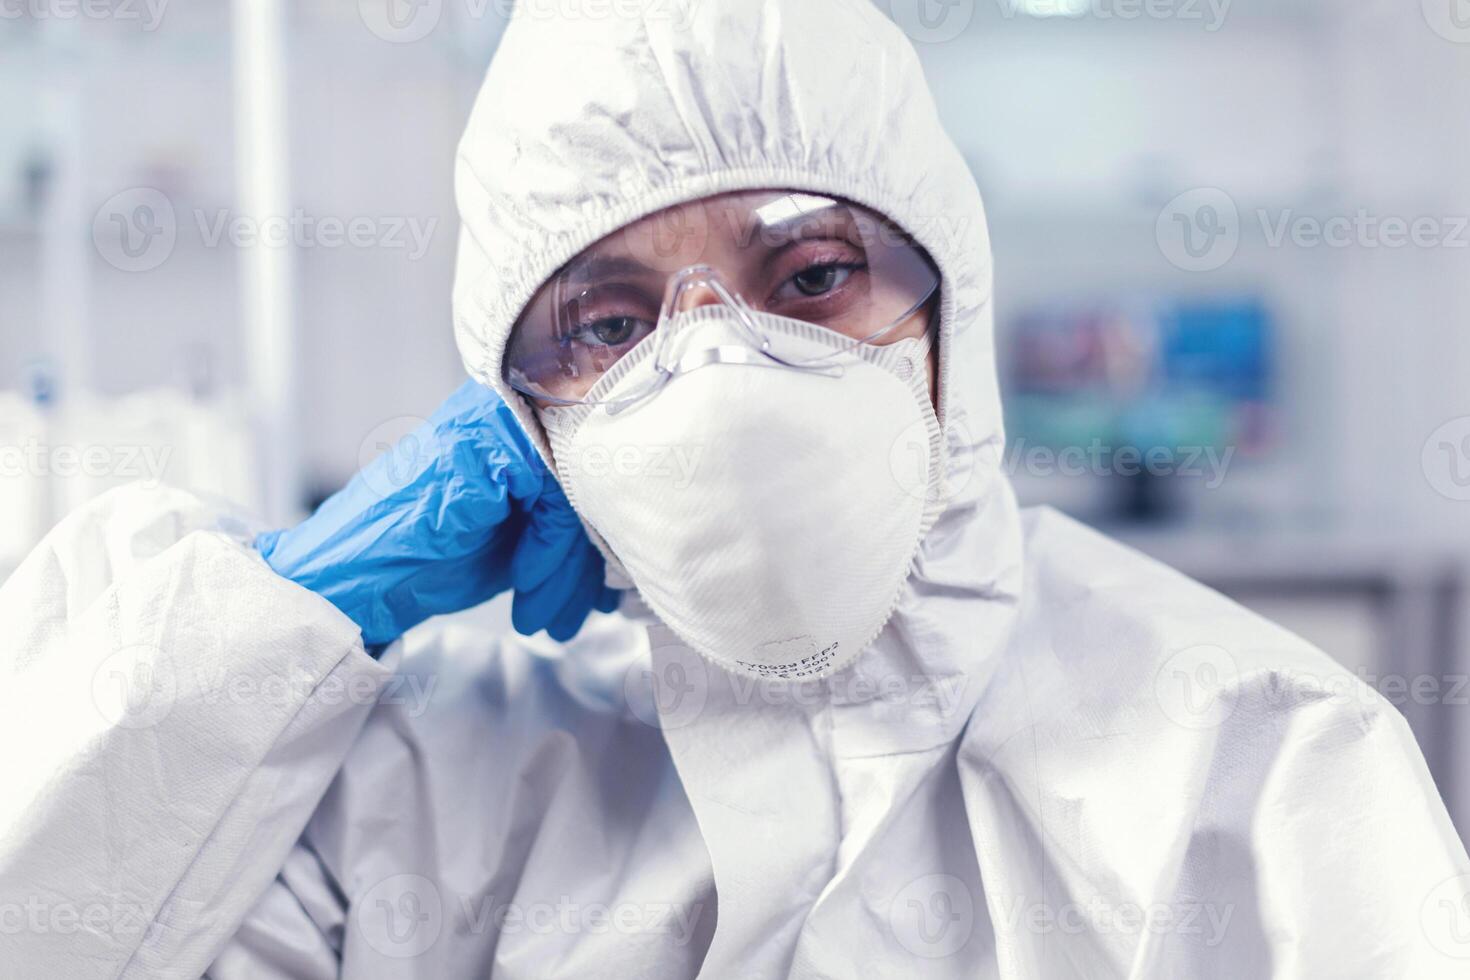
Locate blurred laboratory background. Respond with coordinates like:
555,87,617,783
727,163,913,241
2,1,1468,833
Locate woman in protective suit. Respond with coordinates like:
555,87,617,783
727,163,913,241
2,1,1466,977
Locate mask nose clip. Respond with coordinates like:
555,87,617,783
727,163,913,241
659,265,848,371
602,266,847,417
664,265,734,316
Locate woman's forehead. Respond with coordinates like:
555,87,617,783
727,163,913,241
638,189,846,233
571,189,862,277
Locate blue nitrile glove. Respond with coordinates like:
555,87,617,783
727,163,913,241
256,379,620,647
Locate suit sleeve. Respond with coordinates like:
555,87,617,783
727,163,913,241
1248,679,1470,978
0,484,392,979
1172,669,1470,979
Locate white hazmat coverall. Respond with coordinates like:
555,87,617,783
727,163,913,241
2,1,1467,977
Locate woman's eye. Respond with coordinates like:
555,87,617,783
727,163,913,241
585,316,644,346
791,263,854,297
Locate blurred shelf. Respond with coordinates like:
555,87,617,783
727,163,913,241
1109,522,1465,586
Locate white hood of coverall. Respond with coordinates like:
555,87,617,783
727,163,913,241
451,0,1024,741
448,7,1029,973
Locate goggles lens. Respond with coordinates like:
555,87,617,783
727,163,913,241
505,191,939,405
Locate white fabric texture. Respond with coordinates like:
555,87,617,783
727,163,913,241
1,1,1466,978
0,485,391,979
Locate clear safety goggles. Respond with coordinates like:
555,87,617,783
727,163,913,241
504,190,940,407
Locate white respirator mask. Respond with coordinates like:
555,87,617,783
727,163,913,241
538,305,944,679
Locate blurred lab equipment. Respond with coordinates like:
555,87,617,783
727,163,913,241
1003,295,1273,521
